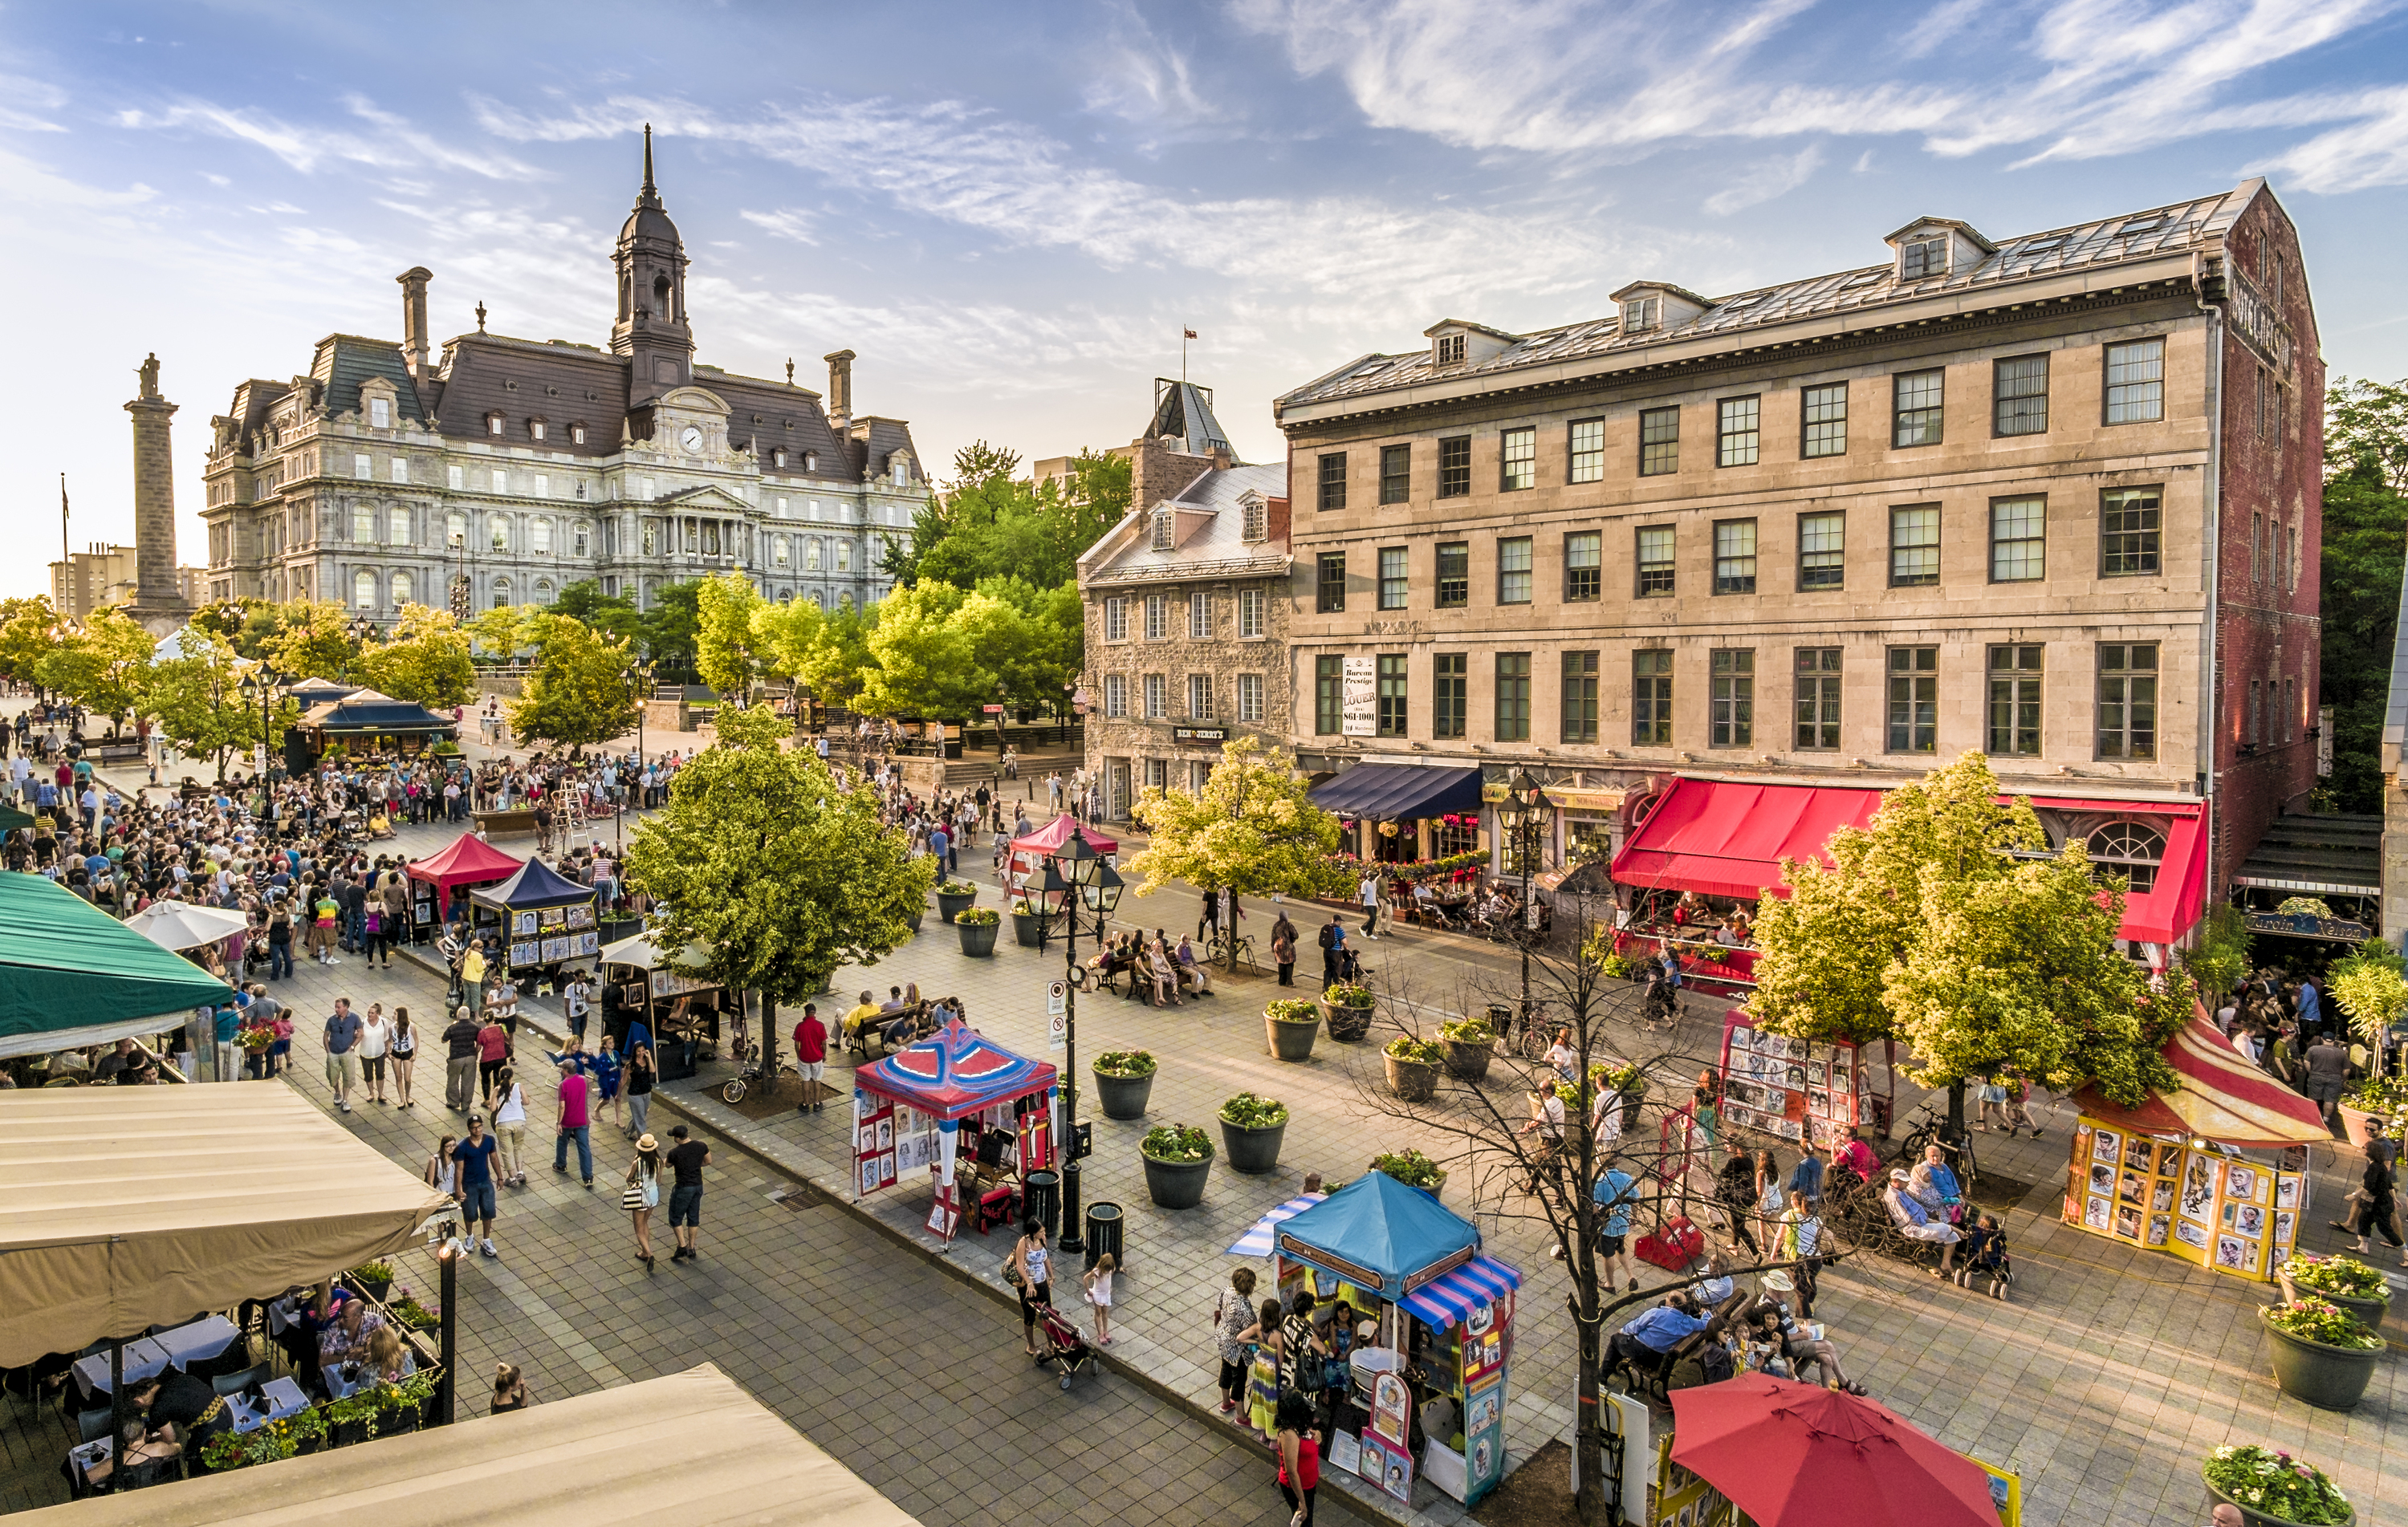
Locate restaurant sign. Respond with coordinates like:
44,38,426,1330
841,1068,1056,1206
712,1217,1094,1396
1342,657,1377,737
1173,726,1227,743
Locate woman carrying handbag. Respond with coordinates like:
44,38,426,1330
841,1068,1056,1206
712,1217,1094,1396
623,1134,662,1269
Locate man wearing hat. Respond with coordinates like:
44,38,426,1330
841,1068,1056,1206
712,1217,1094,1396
1881,1167,1960,1278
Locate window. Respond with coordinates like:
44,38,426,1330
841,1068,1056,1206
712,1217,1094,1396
1989,496,2046,582
2248,679,2264,745
385,504,411,544
1315,656,1342,734
1317,453,1348,511
492,469,509,494
1438,436,1471,497
445,510,466,546
773,534,790,568
389,457,409,485
1560,650,1599,743
1621,295,1661,332
1379,445,1411,505
391,571,413,606
2251,513,2263,585
353,570,376,609
1145,594,1168,640
1713,520,1758,595
1568,419,1605,484
2100,486,2162,576
1900,236,1948,279
369,396,391,428
1433,653,1466,738
1377,655,1408,737
1632,650,1674,745
2105,339,2165,424
1143,674,1166,720
1238,588,1265,638
1189,591,1211,640
1188,674,1214,720
1893,369,1945,447
573,424,585,445
1435,332,1467,364
1495,653,1531,741
1378,547,1409,610
1987,644,2043,756
1150,510,1174,551
1797,511,1845,591
2087,822,2166,894
1795,648,1842,749
1564,531,1601,601
1889,506,1939,587
491,518,510,554
486,415,504,437
1887,646,1937,753
1104,673,1127,718
1435,542,1469,607
1710,649,1754,747
353,506,378,543
490,576,511,608
1717,396,1760,467
1637,526,1676,596
1801,383,1848,457
1317,553,1347,613
448,465,466,492
1500,427,1537,490
531,517,553,554
1242,496,1267,541
532,578,554,603
353,453,372,481
805,539,823,571
1238,672,1264,722
1497,537,1533,604
1994,355,2049,436
2283,676,2296,742
1638,406,1680,476
2097,643,2158,759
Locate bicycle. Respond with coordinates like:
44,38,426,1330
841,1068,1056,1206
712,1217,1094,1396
1893,1101,1979,1192
1507,1001,1557,1062
1205,929,1257,973
722,1054,795,1106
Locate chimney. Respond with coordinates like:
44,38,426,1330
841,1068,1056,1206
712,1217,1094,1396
824,349,856,428
397,266,433,379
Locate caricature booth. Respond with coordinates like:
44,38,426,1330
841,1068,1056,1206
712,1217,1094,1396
403,833,523,940
1252,1172,1523,1510
853,1018,1060,1245
2064,1013,2329,1281
468,859,600,981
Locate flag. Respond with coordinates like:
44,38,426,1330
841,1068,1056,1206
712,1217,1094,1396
1183,328,1197,339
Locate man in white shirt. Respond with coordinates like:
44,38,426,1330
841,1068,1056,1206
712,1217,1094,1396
1358,872,1383,940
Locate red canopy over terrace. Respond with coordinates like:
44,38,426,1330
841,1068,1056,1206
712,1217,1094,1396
1007,813,1117,858
405,832,525,916
2073,1014,2329,1147
856,1018,1058,1122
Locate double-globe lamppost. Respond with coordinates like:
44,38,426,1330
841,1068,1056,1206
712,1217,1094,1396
1038,827,1124,1255
1492,768,1553,1040
235,665,287,814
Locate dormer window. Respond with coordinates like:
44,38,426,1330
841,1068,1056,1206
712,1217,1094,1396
486,413,505,437
1151,510,1174,551
1885,218,1992,283
529,419,547,441
1242,495,1267,542
570,423,588,446
773,449,787,469
1621,296,1661,333
368,397,391,428
1434,333,1467,365
803,451,818,472
1900,237,1948,279
893,457,910,487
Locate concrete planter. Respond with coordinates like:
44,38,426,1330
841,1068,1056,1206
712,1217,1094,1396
1011,911,1049,949
1220,1118,1287,1175
957,920,999,957
2337,1103,2382,1150
1324,999,1374,1042
1266,1013,1321,1062
935,891,975,924
2260,1311,2382,1411
1141,1153,1210,1210
1095,1070,1154,1121
1442,1039,1495,1082
1386,1054,1439,1103
2280,1270,2390,1332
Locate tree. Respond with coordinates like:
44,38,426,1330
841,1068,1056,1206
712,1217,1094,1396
1126,737,1353,948
38,607,155,718
639,579,704,676
546,579,646,645
2329,376,2408,494
505,614,642,755
887,441,1132,594
140,631,295,779
755,596,877,711
260,599,362,680
0,596,59,691
352,603,476,710
853,582,982,718
694,572,767,704
2319,453,2405,813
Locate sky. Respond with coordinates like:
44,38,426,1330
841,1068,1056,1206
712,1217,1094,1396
6,0,2408,599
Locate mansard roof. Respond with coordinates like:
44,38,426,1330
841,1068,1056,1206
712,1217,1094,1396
310,335,427,424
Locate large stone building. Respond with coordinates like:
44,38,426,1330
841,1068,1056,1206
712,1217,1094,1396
198,130,923,622
1273,179,2322,951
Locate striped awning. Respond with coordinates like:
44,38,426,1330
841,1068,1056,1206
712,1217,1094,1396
1226,1193,1327,1257
2073,1014,2329,1147
1399,1255,1523,1328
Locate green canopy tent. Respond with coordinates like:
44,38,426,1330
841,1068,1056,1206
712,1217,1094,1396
0,803,35,832
0,875,232,1058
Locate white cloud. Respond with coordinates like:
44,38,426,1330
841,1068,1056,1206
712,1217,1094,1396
741,207,820,246
2247,85,2408,193
0,71,68,133
1082,0,1218,135
1703,144,1824,215
117,93,540,180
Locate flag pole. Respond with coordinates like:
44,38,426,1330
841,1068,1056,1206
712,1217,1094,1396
60,474,70,583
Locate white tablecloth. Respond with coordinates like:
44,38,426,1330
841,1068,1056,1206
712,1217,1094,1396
72,1315,242,1397
227,1376,307,1434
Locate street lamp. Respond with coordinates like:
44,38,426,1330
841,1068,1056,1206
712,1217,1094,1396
1495,768,1552,1042
1041,826,1123,1256
619,659,655,852
237,666,285,810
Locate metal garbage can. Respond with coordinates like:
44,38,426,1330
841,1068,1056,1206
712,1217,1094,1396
1024,1169,1060,1241
1084,1200,1124,1271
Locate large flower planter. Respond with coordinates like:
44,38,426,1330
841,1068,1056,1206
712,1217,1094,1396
1142,1153,1210,1210
1324,999,1374,1042
2279,1271,2391,1332
1442,1039,1495,1082
1221,1119,1286,1175
957,920,999,957
2204,1472,2356,1527
1267,1013,1321,1062
2260,1311,2383,1411
1096,1070,1154,1121
1011,911,1049,949
935,891,975,924
351,1273,393,1302
1619,1091,1646,1131
1386,1054,1438,1103
2337,1103,2382,1151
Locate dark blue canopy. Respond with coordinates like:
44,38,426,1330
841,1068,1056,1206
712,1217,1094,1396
469,858,594,912
1308,763,1483,821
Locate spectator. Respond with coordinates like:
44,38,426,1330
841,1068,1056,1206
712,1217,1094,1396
454,1113,502,1258
553,1062,595,1188
665,1124,710,1262
792,1002,828,1115
441,1006,482,1113
323,997,364,1113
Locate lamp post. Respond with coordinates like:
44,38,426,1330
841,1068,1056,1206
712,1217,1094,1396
1495,768,1552,1042
1040,827,1123,1255
620,659,654,853
238,666,285,810
433,1237,458,1427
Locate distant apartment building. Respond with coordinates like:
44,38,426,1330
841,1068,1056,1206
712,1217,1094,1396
48,543,207,619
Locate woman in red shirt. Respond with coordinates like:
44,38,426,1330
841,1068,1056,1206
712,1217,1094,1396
1273,1391,1320,1526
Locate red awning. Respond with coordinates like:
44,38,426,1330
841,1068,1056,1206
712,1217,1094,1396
1609,780,1885,900
2073,1013,2328,1147
2115,809,2208,945
405,832,524,890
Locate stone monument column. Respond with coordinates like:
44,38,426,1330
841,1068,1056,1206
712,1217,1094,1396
124,352,192,633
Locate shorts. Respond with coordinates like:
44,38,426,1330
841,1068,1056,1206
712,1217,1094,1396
801,1061,825,1082
669,1184,703,1228
1599,1233,1628,1257
325,1051,360,1090
462,1180,497,1223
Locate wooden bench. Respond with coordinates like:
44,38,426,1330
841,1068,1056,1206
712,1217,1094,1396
847,1001,935,1062
471,808,539,839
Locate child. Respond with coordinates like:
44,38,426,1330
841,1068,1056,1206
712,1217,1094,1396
1957,1212,2011,1299
1081,1253,1116,1346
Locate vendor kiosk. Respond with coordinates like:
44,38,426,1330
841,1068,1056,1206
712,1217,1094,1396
1717,1009,1890,1148
597,929,727,1078
1259,1172,1523,1509
403,833,523,941
469,859,600,983
853,1018,1058,1245
1003,814,1117,900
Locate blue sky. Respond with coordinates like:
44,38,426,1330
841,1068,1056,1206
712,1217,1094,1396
6,0,2408,599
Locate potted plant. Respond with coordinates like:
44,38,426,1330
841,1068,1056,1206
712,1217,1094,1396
1219,1091,1289,1174
1322,981,1375,1042
1009,897,1051,949
1599,1061,1648,1129
2202,1444,2354,1526
387,1290,440,1331
954,907,1000,957
1384,1035,1444,1102
348,1260,395,1302
1438,1017,1497,1082
1093,1050,1157,1121
1265,998,1322,1062
935,879,978,924
1370,1147,1446,1196
2280,1253,2392,1330
1141,1123,1213,1209
1600,952,1634,980
2336,1075,2408,1151
2259,1298,2385,1411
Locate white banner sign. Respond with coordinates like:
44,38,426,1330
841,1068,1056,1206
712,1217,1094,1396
1342,656,1377,737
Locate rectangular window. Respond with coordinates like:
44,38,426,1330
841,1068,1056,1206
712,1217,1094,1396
2248,679,2263,745
2251,513,2263,585
447,465,466,491
1377,654,1408,737
1801,382,1848,457
1379,444,1411,504
1188,674,1214,720
1316,553,1346,613
1180,593,1206,640
1145,594,1168,640
492,469,509,494
353,506,378,543
1632,650,1674,746
1568,419,1605,484
1497,537,1533,604
1717,396,1761,467
2105,339,2165,424
353,453,372,481
1500,426,1537,491
1145,758,1168,792
1994,355,2049,436
1315,656,1342,735
1987,644,2044,756
370,396,391,428
2096,643,2158,760
1900,236,1948,279
389,457,409,485
1794,648,1842,750
1893,368,1945,447
533,474,549,499
1436,542,1469,607
1317,453,1348,511
1237,672,1264,723
1887,646,1938,753
1637,526,1676,596
1564,531,1601,601
1104,597,1127,642
1104,673,1127,718
1638,407,1680,476
2101,486,2162,576
1238,587,1265,638
1889,505,1940,587
1713,520,1758,595
1378,546,1409,610
1143,673,1166,720
1797,511,1845,591
390,507,410,545
1438,437,1472,497
1433,653,1466,739
1560,650,1599,743
1989,496,2046,582
1710,649,1755,748
1495,653,1531,741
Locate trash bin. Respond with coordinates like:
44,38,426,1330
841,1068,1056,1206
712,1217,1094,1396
1084,1200,1123,1272
1024,1169,1060,1241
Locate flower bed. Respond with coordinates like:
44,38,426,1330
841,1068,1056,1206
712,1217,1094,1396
1141,1123,1213,1164
1219,1092,1288,1130
2264,1298,2383,1350
2282,1254,2388,1302
1093,1050,1157,1078
1384,1036,1444,1066
2203,1445,2353,1525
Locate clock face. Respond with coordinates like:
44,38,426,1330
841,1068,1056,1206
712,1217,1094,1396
679,425,704,453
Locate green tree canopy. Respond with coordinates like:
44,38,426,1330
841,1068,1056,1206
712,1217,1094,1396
854,582,982,718
755,596,878,710
258,599,362,680
352,603,476,711
694,572,767,702
140,631,296,779
546,579,646,645
2319,399,2406,813
1127,738,1353,905
38,607,155,716
886,442,1131,593
641,579,704,675
0,596,59,689
505,613,641,754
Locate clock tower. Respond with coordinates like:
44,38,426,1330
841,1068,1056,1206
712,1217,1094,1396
612,124,694,410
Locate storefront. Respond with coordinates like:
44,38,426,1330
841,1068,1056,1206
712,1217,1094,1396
1308,763,1487,866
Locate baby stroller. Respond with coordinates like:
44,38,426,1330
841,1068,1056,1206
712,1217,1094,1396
1032,1302,1099,1391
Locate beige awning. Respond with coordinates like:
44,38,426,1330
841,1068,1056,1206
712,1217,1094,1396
598,929,713,972
0,1086,452,1370
15,1363,921,1527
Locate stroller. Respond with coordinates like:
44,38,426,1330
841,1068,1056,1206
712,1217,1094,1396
1032,1302,1100,1391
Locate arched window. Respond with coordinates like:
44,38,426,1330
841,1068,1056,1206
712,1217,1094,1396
490,576,512,609
838,589,854,612
2087,822,2166,894
445,510,467,547
353,570,377,609
531,517,553,554
533,578,555,603
391,570,414,607
805,539,822,571
353,506,378,544
491,518,510,554
389,506,410,545
573,521,591,557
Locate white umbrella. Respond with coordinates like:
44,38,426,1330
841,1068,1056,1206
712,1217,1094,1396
126,902,250,952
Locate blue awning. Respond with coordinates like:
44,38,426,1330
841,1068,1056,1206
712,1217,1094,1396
1308,764,1484,820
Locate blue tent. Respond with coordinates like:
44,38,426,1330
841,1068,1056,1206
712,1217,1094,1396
1271,1170,1482,1303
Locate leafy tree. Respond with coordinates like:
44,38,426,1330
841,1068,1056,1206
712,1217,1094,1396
638,579,703,676
0,596,59,690
140,631,296,779
854,582,982,719
694,573,767,703
755,595,877,710
38,607,155,717
2329,376,2408,494
505,614,641,755
352,604,477,710
1127,738,1353,937
2318,451,2405,813
887,442,1132,594
260,599,362,680
546,579,646,644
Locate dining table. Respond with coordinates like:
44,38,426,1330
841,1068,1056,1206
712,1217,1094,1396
226,1376,309,1434
72,1314,242,1398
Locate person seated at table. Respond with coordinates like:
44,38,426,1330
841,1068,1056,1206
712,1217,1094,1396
1881,1169,1960,1277
841,989,884,1040
364,1327,415,1384
1711,920,1745,948
77,1419,182,1492
1671,891,1702,928
315,1293,386,1385
1173,935,1214,997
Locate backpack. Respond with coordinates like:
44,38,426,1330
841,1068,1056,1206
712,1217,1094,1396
1318,924,1338,952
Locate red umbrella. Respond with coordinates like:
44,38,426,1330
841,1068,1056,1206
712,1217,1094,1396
1670,1373,1999,1527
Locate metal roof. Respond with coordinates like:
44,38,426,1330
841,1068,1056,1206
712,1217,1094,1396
1082,462,1287,587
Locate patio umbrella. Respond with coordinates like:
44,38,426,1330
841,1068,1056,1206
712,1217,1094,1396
1669,1372,1999,1527
1225,1192,1327,1257
126,902,250,952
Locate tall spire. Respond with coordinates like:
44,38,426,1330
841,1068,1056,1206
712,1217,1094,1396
641,122,655,197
